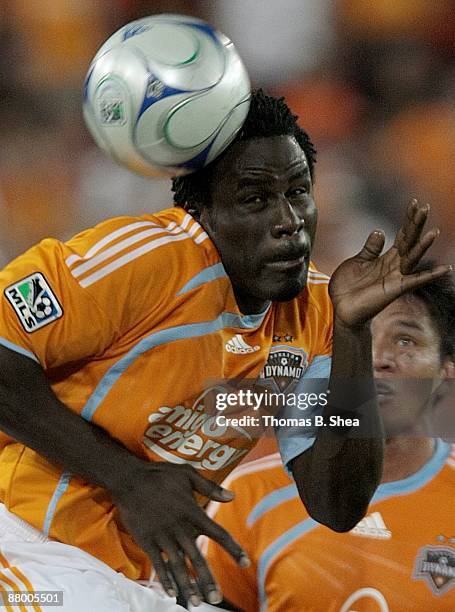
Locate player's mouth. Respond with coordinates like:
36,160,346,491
264,245,309,272
265,255,306,271
375,380,395,401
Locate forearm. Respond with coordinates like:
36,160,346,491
0,347,144,495
291,322,384,531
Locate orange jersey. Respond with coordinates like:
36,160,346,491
0,207,332,579
205,441,455,612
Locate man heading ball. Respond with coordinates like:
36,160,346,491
0,90,450,610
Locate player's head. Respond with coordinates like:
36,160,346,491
371,261,455,436
172,89,317,313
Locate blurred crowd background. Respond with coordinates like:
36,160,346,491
0,0,453,273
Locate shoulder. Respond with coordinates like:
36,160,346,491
0,209,219,336
305,263,331,304
291,262,333,330
222,453,291,495
3,208,210,271
207,453,292,528
63,208,216,294
306,263,331,288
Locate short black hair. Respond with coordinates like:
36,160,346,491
406,261,455,360
172,88,317,210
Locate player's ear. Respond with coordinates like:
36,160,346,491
198,204,216,235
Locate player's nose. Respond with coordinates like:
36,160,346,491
372,343,396,373
271,197,304,239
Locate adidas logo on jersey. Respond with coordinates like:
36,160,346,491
351,512,392,539
225,334,260,354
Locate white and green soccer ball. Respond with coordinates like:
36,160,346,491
83,14,251,178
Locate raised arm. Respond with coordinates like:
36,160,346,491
290,199,451,530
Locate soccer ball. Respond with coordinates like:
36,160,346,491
82,14,251,177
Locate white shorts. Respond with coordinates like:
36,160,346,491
0,504,224,612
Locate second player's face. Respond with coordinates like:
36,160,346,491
371,295,448,435
200,136,317,314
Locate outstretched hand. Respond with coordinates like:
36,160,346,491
329,199,452,328
112,461,249,608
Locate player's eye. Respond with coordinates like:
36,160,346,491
287,186,308,198
397,337,415,347
244,194,266,205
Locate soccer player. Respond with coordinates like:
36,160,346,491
0,90,450,610
205,263,455,611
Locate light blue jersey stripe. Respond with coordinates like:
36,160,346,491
177,263,226,296
0,336,39,363
43,308,270,532
42,471,72,536
301,354,331,378
258,517,319,609
221,308,270,329
257,438,450,609
372,438,450,501
250,440,448,538
81,310,269,422
0,338,67,534
247,485,297,527
276,354,332,470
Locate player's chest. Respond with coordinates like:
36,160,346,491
87,315,313,458
269,499,455,610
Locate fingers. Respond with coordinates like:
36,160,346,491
392,198,447,275
356,230,385,262
398,264,453,293
151,516,249,608
394,199,429,258
160,539,202,608
199,514,250,568
400,227,440,274
148,544,177,598
176,530,223,605
189,469,235,502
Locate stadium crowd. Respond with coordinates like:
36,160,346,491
0,0,453,269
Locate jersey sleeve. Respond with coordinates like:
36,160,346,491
306,266,333,357
0,239,116,369
0,216,187,370
275,356,332,469
275,269,333,469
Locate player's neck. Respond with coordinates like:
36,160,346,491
381,437,435,483
233,287,270,316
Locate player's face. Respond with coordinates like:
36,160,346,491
371,295,449,435
200,136,317,314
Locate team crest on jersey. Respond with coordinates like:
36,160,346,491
5,272,63,332
413,545,455,595
259,345,308,392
